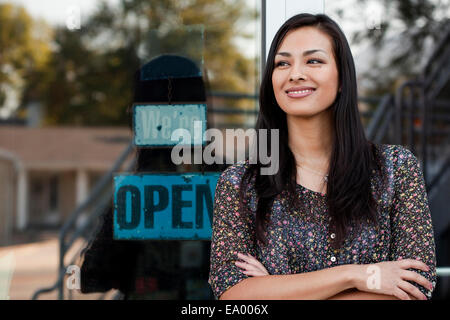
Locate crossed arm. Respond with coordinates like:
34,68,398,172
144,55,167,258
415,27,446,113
219,253,430,300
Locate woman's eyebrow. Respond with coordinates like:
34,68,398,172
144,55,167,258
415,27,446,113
276,49,328,57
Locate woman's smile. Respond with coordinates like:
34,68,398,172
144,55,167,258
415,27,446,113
286,88,316,98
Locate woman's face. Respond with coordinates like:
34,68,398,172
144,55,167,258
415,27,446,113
272,26,340,118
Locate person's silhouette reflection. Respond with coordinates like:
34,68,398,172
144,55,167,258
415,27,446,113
80,55,226,299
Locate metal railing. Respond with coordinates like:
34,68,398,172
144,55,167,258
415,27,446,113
437,268,450,277
366,93,395,143
387,23,450,296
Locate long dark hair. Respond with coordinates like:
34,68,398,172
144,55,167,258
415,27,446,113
239,13,387,249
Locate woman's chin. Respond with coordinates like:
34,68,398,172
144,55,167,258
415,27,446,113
283,104,334,118
285,107,323,117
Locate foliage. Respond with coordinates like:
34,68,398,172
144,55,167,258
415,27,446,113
0,3,52,116
35,0,258,126
348,0,449,92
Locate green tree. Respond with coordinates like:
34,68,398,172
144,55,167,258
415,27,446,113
0,3,51,117
40,0,258,126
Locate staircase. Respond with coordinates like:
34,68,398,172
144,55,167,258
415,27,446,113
365,20,450,299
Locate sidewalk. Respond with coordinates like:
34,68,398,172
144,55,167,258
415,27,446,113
0,235,118,300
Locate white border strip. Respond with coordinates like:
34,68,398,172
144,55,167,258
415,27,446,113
264,0,325,61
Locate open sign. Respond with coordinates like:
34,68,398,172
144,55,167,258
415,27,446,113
113,172,220,240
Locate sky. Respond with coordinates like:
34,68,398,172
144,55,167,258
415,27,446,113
0,0,121,26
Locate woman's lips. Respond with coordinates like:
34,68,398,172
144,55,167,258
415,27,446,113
286,89,315,98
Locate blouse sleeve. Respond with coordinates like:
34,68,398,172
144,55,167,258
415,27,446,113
389,145,437,299
208,164,257,300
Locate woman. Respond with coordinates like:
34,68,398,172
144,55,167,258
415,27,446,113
208,13,436,300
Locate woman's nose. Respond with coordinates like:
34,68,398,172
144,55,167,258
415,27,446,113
289,65,307,82
289,73,307,81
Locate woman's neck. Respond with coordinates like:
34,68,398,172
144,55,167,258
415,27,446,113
287,109,334,172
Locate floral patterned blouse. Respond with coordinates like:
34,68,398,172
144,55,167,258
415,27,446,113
208,144,437,300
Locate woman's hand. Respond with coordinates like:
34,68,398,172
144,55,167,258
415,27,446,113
352,259,433,300
234,253,269,277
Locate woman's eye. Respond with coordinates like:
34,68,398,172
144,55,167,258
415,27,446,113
308,59,323,64
275,61,289,67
